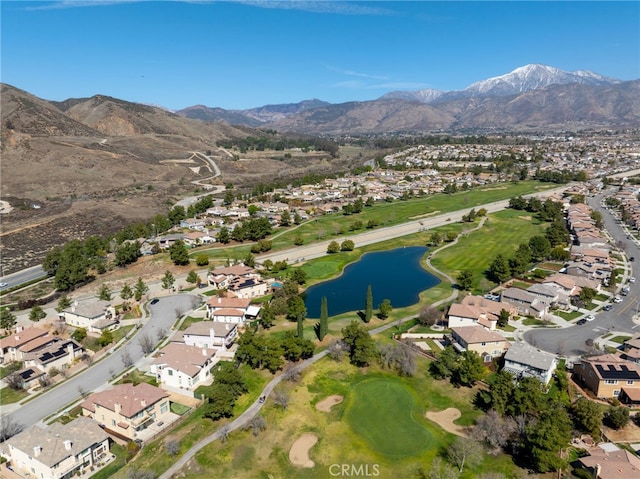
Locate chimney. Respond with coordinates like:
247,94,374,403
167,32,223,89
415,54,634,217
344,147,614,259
63,440,72,451
202,347,208,356
33,446,42,457
595,464,601,478
225,323,229,331
114,402,122,415
217,297,221,304
140,399,147,408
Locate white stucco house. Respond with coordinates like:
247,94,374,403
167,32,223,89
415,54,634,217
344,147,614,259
2,416,110,479
150,343,218,390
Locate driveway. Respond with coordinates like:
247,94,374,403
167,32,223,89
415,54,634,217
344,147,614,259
524,189,640,358
3,295,201,431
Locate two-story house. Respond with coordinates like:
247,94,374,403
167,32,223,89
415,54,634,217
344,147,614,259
150,343,218,390
503,341,558,385
573,353,640,399
179,321,238,350
3,416,110,479
448,326,511,362
81,383,170,440
206,296,253,323
59,300,117,333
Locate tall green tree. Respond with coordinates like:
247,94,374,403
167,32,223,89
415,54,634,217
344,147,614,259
487,254,511,283
29,305,46,322
297,315,304,338
98,284,111,301
56,294,72,313
169,240,189,266
286,296,307,323
216,226,231,244
378,299,392,319
318,296,328,341
341,320,376,367
162,270,175,290
134,277,148,301
364,285,373,323
457,270,474,291
120,284,133,301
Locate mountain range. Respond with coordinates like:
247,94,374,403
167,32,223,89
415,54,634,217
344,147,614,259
175,64,639,133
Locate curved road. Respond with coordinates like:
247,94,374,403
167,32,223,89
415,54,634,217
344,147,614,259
159,216,488,479
524,189,640,358
3,295,201,430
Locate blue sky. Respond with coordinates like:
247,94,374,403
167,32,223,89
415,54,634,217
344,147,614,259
2,1,639,110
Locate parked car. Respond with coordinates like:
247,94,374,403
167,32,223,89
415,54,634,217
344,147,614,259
614,296,623,303
622,290,628,296
631,256,636,262
630,277,636,283
577,318,588,325
150,298,159,305
603,304,612,311
0,282,7,289
585,314,596,322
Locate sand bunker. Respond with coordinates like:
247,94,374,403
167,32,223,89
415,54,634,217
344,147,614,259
316,395,343,412
289,433,318,468
426,408,467,437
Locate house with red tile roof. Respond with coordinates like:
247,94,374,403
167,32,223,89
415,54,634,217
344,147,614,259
81,383,170,440
0,327,49,363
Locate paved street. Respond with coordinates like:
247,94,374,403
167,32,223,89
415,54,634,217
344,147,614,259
525,189,640,360
2,295,201,430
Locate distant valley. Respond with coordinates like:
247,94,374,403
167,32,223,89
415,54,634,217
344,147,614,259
1,64,639,274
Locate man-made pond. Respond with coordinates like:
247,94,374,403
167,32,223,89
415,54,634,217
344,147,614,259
303,246,440,318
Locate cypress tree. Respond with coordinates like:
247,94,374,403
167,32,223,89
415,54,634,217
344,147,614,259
297,315,304,338
319,296,328,340
364,285,373,323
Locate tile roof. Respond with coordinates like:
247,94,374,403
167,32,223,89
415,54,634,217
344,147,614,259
182,321,237,337
451,326,507,344
6,416,108,468
206,296,251,309
81,382,169,418
504,342,557,371
153,343,216,377
0,328,49,350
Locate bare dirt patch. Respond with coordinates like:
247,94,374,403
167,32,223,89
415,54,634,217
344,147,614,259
426,408,467,437
316,395,343,412
602,419,640,443
518,215,533,221
289,433,318,468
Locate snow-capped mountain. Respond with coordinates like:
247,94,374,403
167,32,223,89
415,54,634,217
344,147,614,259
462,64,620,96
379,89,445,103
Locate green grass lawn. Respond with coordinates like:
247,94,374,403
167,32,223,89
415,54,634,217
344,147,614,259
344,377,436,459
429,209,548,293
609,335,632,344
115,369,157,387
191,181,553,262
556,310,582,321
170,402,192,415
0,386,29,404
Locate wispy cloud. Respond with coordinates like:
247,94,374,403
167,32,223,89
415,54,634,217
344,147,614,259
30,0,397,14
28,0,141,10
330,79,434,91
325,64,389,81
236,1,396,16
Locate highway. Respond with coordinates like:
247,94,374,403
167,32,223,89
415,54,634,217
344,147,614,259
259,186,568,265
0,265,47,290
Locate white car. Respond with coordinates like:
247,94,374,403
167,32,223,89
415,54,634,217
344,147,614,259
614,296,623,303
0,282,7,289
630,277,636,283
585,314,596,322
